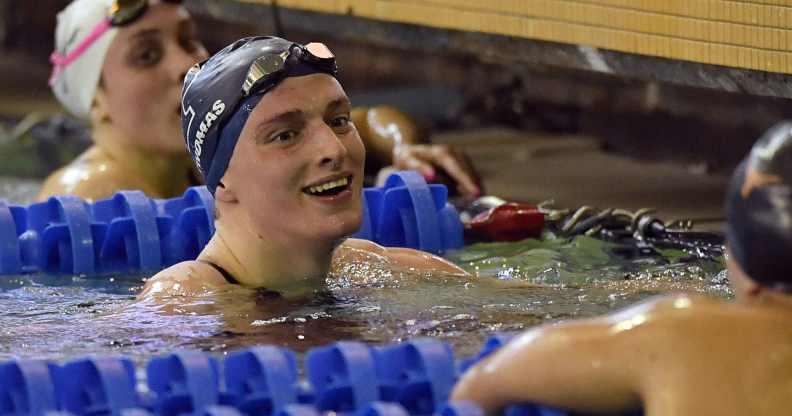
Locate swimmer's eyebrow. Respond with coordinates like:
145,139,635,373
129,28,161,40
252,97,351,139
253,110,306,139
325,97,352,114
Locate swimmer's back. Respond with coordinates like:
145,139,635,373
453,293,792,416
634,294,792,415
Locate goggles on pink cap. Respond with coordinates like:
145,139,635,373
49,0,181,86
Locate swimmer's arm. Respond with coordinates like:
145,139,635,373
341,238,468,275
451,317,644,414
138,261,228,299
353,106,481,198
352,105,423,168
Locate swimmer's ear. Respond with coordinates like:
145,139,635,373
91,86,112,125
214,181,238,203
746,280,763,297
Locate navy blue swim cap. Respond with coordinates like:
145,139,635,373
180,36,338,194
726,121,792,292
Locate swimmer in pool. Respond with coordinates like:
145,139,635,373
40,0,480,202
141,37,467,298
451,121,792,416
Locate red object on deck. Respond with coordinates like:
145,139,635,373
465,203,545,241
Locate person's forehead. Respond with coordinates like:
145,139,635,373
116,2,190,39
250,74,348,120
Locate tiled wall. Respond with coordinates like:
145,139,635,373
237,0,792,74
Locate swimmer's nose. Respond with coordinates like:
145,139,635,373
316,124,349,170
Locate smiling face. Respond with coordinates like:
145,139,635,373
219,73,366,247
95,1,208,154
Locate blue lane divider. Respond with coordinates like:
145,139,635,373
357,402,410,416
437,402,484,416
306,341,381,413
28,196,95,275
224,346,300,415
0,360,59,415
274,404,321,416
93,191,162,272
146,351,222,416
0,201,22,274
196,405,244,416
0,171,462,277
0,337,646,416
376,339,457,416
352,171,463,254
56,356,140,415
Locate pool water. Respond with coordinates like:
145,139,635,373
0,177,729,365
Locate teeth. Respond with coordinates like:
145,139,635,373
307,176,349,195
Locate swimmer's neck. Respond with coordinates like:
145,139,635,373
91,124,195,196
198,219,335,297
736,288,792,311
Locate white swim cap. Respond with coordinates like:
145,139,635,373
50,0,117,120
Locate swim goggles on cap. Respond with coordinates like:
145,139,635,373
241,42,337,97
49,0,181,86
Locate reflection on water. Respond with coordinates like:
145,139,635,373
0,234,728,365
0,176,41,204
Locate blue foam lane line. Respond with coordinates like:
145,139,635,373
0,201,21,274
306,341,380,413
382,172,442,253
375,339,456,415
0,171,463,277
357,402,410,416
146,351,221,415
0,360,59,415
224,346,299,414
438,402,485,416
53,196,95,275
118,191,162,271
0,337,645,416
56,356,139,415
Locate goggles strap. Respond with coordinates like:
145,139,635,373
49,18,112,86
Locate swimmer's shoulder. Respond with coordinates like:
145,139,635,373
139,260,228,299
37,147,143,201
602,293,723,328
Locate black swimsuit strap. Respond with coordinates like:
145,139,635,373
199,259,239,285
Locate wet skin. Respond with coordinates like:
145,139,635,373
38,2,208,201
141,74,467,299
451,256,792,416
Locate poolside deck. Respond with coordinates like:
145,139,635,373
434,128,728,228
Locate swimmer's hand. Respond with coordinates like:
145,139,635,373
393,143,482,199
351,105,481,199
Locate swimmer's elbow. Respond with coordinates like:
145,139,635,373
454,324,641,413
